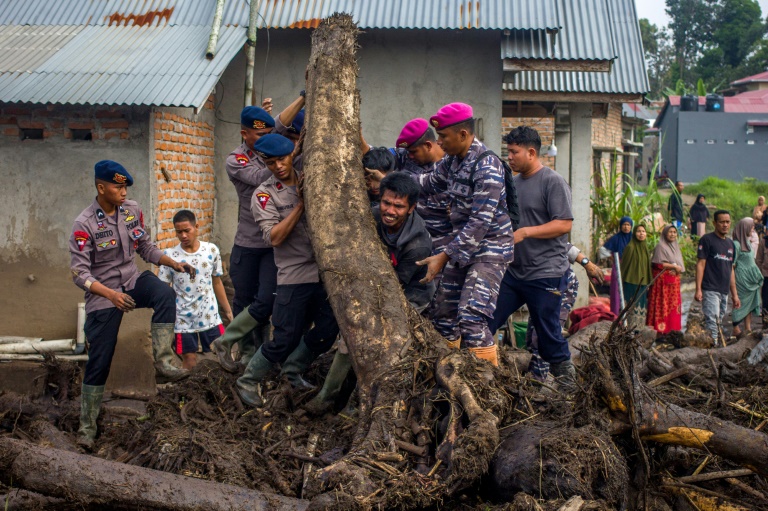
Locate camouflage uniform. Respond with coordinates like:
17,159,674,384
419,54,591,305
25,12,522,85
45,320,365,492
416,138,514,348
393,148,453,253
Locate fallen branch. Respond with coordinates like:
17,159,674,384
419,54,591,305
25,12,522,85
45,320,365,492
0,438,307,510
648,366,690,388
678,469,755,483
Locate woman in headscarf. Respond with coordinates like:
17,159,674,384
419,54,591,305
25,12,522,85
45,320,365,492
646,225,684,334
689,194,709,237
599,217,634,316
621,225,652,324
755,226,768,330
731,218,763,336
600,217,634,258
753,196,766,236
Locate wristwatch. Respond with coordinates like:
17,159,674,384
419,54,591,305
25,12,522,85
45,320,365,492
580,257,590,267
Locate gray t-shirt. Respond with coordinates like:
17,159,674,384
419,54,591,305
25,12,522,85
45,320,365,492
508,166,573,281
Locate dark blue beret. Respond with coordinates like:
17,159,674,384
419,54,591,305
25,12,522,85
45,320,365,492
252,134,294,159
287,109,304,134
95,160,133,186
241,106,275,130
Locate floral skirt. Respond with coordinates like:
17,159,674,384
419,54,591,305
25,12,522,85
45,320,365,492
646,265,682,335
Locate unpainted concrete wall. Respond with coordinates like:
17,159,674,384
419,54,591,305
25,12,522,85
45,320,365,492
213,28,504,256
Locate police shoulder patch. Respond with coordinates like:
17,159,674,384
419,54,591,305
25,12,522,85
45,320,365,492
256,192,271,210
235,154,250,165
74,230,89,251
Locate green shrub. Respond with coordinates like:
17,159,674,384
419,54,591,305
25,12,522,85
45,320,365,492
590,159,670,257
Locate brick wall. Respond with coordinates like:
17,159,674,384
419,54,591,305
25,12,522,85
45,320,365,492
501,104,625,176
592,104,624,176
501,116,556,169
153,107,216,249
0,103,139,141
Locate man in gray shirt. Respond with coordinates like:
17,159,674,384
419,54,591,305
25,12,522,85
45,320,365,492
488,126,576,387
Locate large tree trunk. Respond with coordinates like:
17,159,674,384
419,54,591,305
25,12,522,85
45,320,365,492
302,11,417,431
300,14,503,508
0,438,306,511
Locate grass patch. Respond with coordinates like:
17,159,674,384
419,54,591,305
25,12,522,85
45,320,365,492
686,177,768,221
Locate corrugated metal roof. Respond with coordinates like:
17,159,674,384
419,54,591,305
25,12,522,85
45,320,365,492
731,71,768,86
622,102,656,120
0,0,560,31
0,25,83,72
254,0,560,30
655,91,768,127
0,24,246,107
501,0,615,61
503,0,648,95
0,0,250,27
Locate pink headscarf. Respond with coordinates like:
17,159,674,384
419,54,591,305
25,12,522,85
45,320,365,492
651,225,685,271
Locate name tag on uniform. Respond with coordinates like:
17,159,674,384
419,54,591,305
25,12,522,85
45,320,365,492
449,182,471,196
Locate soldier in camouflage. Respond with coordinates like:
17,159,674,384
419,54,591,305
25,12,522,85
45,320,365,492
370,103,513,366
391,119,452,254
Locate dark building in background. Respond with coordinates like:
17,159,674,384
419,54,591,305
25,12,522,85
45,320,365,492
654,76,768,183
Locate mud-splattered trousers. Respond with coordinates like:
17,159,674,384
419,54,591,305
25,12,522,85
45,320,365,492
525,267,578,379
489,270,571,364
416,138,514,349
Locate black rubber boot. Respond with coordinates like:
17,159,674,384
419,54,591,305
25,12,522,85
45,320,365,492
550,359,577,394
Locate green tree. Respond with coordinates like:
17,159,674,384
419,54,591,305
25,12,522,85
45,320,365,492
741,38,768,76
640,18,659,57
641,19,676,98
666,0,718,81
714,0,765,68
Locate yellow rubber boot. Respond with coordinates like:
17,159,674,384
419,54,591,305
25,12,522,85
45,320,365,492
469,345,499,367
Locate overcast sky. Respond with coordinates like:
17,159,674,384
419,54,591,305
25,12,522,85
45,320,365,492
635,0,768,28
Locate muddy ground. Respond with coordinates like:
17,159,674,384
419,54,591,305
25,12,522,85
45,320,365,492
2,313,768,511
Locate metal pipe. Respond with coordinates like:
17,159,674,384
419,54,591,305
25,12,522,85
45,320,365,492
0,339,75,354
244,0,261,107
0,336,43,345
614,252,625,311
73,302,86,355
0,354,89,362
206,0,227,60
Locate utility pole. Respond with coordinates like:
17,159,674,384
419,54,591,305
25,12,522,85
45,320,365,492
244,0,260,107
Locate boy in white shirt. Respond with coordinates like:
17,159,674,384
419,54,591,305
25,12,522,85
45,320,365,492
159,210,233,369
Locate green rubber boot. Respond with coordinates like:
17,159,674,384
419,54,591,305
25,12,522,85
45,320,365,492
77,384,105,450
239,322,270,368
303,351,352,416
280,340,318,389
212,310,260,373
235,347,275,407
151,323,189,382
